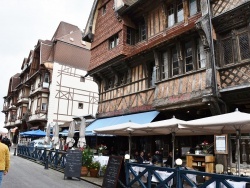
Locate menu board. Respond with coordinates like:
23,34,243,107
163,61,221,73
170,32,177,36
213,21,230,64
64,149,82,179
102,156,124,188
214,134,228,154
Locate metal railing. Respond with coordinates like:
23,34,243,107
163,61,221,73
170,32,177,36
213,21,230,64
17,145,66,171
125,162,250,188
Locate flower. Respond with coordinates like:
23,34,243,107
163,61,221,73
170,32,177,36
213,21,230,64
88,161,101,170
82,147,93,167
98,144,107,151
201,140,210,150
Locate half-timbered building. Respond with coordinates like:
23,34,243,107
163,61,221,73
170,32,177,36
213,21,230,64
2,22,99,135
83,0,250,164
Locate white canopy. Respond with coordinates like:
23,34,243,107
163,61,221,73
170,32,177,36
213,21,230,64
179,108,250,133
179,108,250,176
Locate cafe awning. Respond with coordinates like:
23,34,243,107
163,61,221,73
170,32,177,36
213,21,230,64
85,110,159,136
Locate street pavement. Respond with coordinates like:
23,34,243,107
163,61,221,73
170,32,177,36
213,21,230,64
2,148,100,188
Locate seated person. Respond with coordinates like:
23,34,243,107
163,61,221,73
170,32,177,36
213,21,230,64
133,151,139,161
152,151,163,165
144,152,152,162
137,151,145,163
164,152,173,167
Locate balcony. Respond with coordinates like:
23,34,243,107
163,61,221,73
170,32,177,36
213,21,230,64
17,95,29,104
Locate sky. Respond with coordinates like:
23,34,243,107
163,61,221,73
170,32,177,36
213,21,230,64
0,0,94,127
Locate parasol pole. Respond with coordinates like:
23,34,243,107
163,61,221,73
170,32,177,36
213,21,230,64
236,129,241,176
129,132,131,157
172,132,176,168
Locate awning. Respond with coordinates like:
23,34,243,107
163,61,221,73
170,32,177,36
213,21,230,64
85,111,159,136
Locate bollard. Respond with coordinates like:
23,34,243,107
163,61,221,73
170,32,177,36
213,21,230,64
44,156,49,169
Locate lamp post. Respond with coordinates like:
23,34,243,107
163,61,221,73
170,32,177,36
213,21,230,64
175,158,183,188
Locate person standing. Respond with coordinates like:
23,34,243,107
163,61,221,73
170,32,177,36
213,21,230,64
0,135,10,187
1,136,11,151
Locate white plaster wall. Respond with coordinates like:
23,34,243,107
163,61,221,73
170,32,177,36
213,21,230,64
47,62,98,125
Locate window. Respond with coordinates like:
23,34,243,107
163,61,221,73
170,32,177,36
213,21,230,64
159,38,206,79
177,1,184,23
126,21,146,45
78,103,83,109
148,62,156,87
172,47,179,76
102,4,106,15
168,4,175,27
127,27,136,45
44,73,49,83
238,32,250,60
119,73,126,85
221,28,250,65
197,39,206,68
167,1,184,27
41,103,47,111
189,0,198,16
184,41,194,72
162,52,169,79
109,34,119,49
139,20,147,41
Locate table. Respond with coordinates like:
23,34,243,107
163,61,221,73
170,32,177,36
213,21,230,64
206,180,248,188
93,155,109,167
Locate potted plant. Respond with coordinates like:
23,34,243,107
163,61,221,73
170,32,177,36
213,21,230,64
101,164,107,176
81,147,93,176
88,161,101,177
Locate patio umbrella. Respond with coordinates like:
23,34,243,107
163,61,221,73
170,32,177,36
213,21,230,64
51,123,59,149
131,116,215,167
131,116,185,167
44,123,51,144
77,117,86,148
94,121,147,156
180,108,250,176
66,121,76,147
0,127,8,134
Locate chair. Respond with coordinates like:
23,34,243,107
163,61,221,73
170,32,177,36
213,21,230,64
215,164,224,174
246,182,250,188
196,175,205,186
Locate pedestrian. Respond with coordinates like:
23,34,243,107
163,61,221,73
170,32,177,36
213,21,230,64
0,135,10,187
1,136,11,151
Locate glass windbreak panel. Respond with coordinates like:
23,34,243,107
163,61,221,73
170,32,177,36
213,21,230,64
168,4,175,27
222,38,233,65
185,41,193,72
172,47,179,76
189,0,197,16
177,1,184,23
238,32,250,61
230,134,250,169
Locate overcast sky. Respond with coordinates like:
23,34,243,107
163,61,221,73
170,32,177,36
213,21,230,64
0,0,94,127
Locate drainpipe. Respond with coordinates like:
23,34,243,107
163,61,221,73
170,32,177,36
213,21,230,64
207,0,218,98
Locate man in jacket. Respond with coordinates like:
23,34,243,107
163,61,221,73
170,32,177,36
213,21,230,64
0,135,10,187
1,136,11,150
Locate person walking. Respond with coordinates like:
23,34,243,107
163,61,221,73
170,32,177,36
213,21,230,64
1,136,11,151
0,135,10,187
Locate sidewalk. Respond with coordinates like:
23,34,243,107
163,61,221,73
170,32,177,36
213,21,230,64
81,176,103,187
10,147,103,187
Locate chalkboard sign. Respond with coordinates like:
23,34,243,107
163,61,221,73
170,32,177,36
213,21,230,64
64,149,82,180
102,156,125,188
